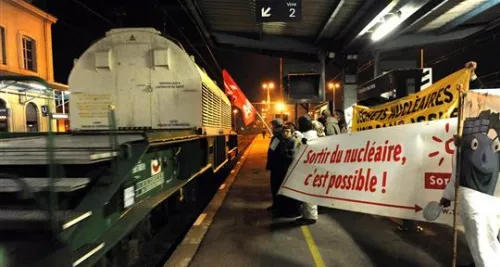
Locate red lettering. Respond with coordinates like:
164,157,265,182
357,148,365,162
326,175,336,194
304,174,312,185
368,147,375,162
393,144,402,162
369,176,377,192
304,150,313,163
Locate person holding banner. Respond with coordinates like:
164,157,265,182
321,109,341,136
335,109,348,133
274,123,302,218
312,120,326,137
266,119,288,213
439,112,500,267
295,115,320,225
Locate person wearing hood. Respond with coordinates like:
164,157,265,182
295,115,320,225
266,119,288,213
312,120,326,137
321,109,341,136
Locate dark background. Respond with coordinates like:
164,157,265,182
32,0,500,102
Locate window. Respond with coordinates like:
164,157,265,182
22,36,36,72
0,27,5,65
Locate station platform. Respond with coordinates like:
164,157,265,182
166,135,474,267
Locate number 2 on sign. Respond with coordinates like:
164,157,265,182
289,8,295,17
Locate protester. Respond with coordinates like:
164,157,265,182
321,109,341,136
294,115,319,225
262,130,266,139
273,123,302,218
334,109,348,133
312,120,326,137
317,116,327,129
438,62,500,267
265,119,287,213
440,114,500,267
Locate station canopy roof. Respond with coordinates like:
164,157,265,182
183,0,500,60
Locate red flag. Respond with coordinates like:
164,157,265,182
222,69,257,126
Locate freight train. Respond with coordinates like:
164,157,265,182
0,28,238,267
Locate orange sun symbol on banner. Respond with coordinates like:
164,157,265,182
428,123,455,166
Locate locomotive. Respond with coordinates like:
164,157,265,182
0,28,237,267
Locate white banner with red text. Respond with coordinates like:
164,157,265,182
278,118,458,225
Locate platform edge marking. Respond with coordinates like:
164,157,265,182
163,136,256,267
301,226,326,267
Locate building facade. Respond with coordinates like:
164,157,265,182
0,0,67,133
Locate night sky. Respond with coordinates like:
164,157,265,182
34,0,500,103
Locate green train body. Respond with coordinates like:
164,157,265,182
0,129,238,267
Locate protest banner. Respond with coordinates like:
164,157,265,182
352,68,471,132
279,118,459,225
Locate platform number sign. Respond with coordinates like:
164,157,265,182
256,0,301,22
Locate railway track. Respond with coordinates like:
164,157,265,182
123,134,256,267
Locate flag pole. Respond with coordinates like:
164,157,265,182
255,110,273,135
452,69,471,267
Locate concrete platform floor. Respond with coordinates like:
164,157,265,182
183,135,474,267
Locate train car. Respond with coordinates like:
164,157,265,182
0,28,238,267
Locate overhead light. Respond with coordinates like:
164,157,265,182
370,4,420,42
371,13,402,42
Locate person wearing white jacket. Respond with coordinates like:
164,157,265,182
295,115,320,225
440,111,500,267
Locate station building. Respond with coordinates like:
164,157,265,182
0,0,68,133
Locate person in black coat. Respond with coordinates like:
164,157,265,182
266,119,288,212
273,123,302,218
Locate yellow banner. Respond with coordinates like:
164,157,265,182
352,68,471,132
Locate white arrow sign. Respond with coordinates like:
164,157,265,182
261,7,271,17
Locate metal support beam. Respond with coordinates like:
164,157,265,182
315,0,345,44
212,32,319,54
393,0,452,37
338,0,391,51
336,0,377,40
182,0,215,48
216,46,319,62
438,0,500,34
373,51,380,78
375,26,484,51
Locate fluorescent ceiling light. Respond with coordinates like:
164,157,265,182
372,15,402,41
371,4,420,42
